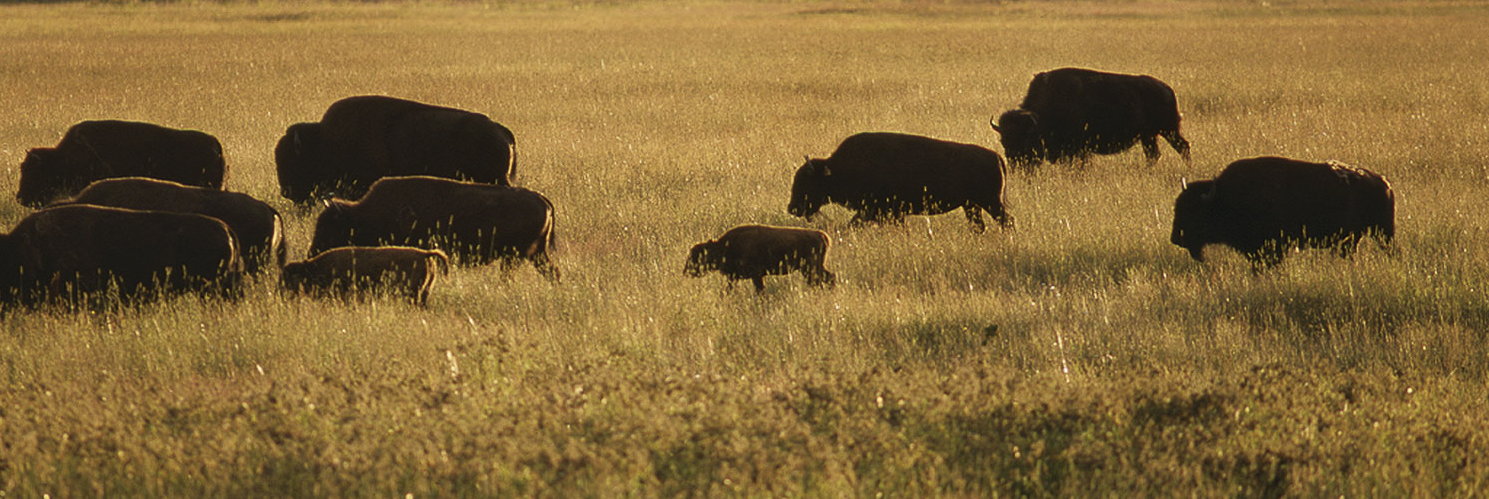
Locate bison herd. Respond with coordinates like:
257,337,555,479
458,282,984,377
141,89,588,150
2,67,1398,306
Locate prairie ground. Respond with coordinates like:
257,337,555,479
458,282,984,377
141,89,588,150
2,1,1488,496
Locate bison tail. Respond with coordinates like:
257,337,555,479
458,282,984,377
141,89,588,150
429,250,452,275
271,213,288,269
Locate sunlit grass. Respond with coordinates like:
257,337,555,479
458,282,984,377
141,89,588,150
2,0,1489,496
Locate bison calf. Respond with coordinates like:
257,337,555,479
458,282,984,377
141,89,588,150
1171,156,1395,268
17,120,226,207
685,225,835,292
281,246,449,306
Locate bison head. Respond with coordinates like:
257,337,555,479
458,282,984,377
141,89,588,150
275,123,326,203
308,200,356,258
787,158,831,218
991,110,1044,170
684,241,721,277
16,148,85,208
1170,179,1218,261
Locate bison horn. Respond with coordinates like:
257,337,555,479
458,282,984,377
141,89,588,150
1179,177,1188,190
989,116,1001,134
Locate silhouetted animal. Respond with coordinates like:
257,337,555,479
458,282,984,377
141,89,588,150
992,67,1191,170
281,246,449,306
54,177,285,275
308,176,558,280
788,132,1012,232
17,120,226,207
275,95,516,203
0,205,243,306
685,225,834,292
1170,156,1395,267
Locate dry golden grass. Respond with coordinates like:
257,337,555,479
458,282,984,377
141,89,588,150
2,1,1488,496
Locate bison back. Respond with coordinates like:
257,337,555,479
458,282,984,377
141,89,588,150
61,178,284,273
326,176,551,263
320,96,513,188
825,133,1005,213
716,225,828,276
1214,157,1387,245
58,120,225,188
7,205,241,301
1022,68,1181,154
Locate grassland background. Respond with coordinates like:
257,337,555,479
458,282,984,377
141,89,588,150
1,0,1488,496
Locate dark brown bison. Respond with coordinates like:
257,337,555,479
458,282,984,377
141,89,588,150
685,225,834,292
16,120,227,207
281,246,449,306
788,132,1012,232
308,176,558,280
52,177,285,275
1170,156,1395,267
0,205,243,306
991,67,1191,170
275,95,516,203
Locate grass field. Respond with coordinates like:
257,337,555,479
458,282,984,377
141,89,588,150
3,0,1489,496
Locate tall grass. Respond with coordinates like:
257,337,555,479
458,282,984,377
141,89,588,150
2,1,1488,495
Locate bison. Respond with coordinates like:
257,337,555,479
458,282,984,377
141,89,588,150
281,246,449,306
991,67,1191,170
788,132,1012,232
685,225,835,292
275,95,516,203
0,205,243,307
308,176,558,280
1170,156,1395,267
52,177,285,275
16,120,226,207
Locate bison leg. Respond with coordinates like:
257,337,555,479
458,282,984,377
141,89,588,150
1245,245,1288,270
531,254,561,282
1141,136,1162,165
1162,130,1193,165
963,208,988,233
1335,234,1364,259
752,276,766,293
805,267,835,289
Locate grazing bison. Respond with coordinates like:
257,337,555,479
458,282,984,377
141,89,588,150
1170,156,1395,267
0,205,243,306
685,225,835,292
788,132,1012,232
308,176,558,280
281,246,449,306
16,120,226,207
275,95,516,203
991,67,1191,170
53,177,285,275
